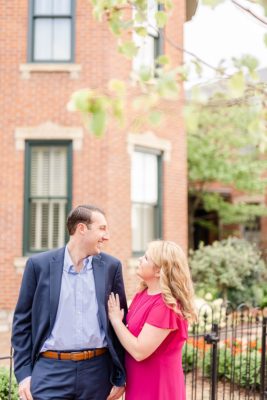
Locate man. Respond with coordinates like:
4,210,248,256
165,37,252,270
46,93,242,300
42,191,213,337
12,205,127,400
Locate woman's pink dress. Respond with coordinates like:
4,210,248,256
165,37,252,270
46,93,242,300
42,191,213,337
125,289,188,400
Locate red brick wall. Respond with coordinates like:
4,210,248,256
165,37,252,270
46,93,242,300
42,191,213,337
0,0,187,311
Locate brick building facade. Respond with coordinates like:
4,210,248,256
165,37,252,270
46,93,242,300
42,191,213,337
0,0,194,332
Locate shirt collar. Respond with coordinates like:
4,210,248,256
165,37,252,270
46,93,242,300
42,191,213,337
64,245,93,274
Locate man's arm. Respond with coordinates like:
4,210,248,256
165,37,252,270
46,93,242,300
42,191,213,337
12,258,37,383
110,260,128,387
112,261,128,320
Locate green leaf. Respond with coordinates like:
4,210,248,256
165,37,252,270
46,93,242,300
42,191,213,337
108,79,126,95
138,66,153,82
68,89,93,113
118,41,138,59
148,110,163,125
134,10,147,24
162,0,173,11
109,17,122,36
228,72,245,98
233,54,259,73
155,54,170,66
192,60,202,77
134,26,147,36
90,110,107,137
155,11,168,28
249,69,259,81
112,98,125,125
201,0,224,7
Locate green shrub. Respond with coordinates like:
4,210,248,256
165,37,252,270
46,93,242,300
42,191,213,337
182,342,195,372
190,237,266,305
0,368,18,400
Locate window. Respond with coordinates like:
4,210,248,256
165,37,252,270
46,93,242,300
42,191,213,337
29,0,75,62
131,149,162,254
133,0,163,72
242,216,261,245
24,141,72,254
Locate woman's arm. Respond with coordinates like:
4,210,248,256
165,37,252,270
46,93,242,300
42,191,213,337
108,293,171,362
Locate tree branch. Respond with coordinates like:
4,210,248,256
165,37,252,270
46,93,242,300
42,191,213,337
231,0,267,26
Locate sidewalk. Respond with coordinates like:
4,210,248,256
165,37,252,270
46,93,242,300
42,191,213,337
0,330,12,367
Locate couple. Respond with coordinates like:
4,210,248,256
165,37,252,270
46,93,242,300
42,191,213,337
12,204,197,400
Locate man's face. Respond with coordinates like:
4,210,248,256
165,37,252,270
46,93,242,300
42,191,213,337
83,211,109,255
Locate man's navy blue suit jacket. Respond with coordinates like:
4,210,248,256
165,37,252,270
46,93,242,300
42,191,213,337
12,247,127,386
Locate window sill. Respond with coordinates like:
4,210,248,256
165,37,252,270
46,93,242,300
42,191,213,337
14,257,28,274
19,63,82,79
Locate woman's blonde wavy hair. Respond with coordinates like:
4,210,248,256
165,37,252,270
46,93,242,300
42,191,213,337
139,240,198,323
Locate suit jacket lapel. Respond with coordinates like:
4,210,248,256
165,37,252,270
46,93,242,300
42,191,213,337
49,247,65,331
92,255,107,331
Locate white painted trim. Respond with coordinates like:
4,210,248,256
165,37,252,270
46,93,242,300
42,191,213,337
19,63,82,79
15,121,84,150
233,194,265,204
127,131,171,161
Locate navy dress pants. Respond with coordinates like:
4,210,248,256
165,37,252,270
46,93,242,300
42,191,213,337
30,352,113,400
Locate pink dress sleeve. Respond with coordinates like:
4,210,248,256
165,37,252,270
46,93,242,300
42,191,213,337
146,300,188,339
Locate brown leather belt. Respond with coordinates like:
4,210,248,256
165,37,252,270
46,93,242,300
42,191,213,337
41,348,107,361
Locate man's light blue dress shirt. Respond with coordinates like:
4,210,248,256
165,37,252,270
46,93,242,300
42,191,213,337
41,246,107,351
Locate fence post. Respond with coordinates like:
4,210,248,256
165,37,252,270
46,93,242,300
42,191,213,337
260,316,267,400
8,347,13,400
204,323,219,400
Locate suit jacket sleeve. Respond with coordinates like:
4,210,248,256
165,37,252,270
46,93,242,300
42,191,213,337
11,258,37,383
110,260,128,386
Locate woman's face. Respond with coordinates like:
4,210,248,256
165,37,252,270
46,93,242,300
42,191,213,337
137,251,159,282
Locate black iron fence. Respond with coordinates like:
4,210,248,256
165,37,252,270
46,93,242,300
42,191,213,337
0,348,14,400
1,303,266,400
183,303,267,400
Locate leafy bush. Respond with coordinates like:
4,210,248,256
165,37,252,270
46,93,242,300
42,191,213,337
182,341,195,372
0,368,18,400
189,237,266,305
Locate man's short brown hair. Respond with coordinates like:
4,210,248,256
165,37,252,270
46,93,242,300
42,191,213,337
66,205,105,235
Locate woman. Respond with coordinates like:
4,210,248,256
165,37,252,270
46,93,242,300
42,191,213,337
108,240,197,400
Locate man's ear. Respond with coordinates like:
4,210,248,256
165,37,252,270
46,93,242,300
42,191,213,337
77,223,87,235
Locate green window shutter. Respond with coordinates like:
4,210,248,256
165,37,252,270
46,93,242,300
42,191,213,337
24,141,72,255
